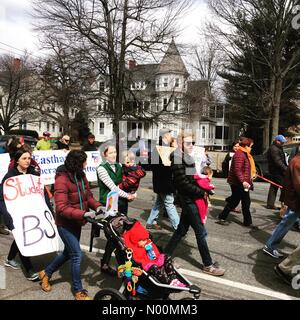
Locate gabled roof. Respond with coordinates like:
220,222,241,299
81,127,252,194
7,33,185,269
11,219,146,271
156,39,189,76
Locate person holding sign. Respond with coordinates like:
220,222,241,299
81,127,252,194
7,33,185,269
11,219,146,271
39,150,101,300
0,147,51,281
97,143,136,276
146,128,179,230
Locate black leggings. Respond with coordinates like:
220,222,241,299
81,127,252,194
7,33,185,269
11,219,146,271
7,240,33,273
147,255,177,284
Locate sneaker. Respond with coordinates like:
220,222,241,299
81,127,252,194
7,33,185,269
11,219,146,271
146,224,162,230
274,265,292,285
39,270,52,292
74,289,91,300
216,219,230,226
5,259,21,270
170,278,187,287
263,246,284,258
26,270,39,281
202,264,225,276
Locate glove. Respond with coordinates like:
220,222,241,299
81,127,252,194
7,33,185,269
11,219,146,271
96,206,105,215
84,211,96,219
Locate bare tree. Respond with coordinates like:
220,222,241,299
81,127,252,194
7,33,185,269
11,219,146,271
208,0,300,146
0,55,36,133
30,35,96,134
32,0,192,134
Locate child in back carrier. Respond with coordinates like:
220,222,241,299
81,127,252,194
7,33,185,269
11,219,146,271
123,221,186,287
193,166,215,224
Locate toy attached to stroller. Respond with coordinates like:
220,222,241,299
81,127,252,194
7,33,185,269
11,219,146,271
86,211,201,300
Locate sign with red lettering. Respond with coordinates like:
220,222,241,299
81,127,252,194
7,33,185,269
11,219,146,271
3,174,61,257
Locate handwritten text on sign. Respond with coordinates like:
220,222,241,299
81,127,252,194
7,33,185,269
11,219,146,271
4,174,60,257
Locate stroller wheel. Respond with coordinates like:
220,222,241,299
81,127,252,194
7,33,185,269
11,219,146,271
94,288,126,300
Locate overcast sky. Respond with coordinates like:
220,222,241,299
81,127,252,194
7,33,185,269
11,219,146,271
0,0,214,58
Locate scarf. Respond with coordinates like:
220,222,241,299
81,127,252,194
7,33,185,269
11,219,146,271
239,146,256,179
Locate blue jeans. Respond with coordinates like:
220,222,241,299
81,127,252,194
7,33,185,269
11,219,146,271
147,193,179,229
266,208,300,250
45,226,83,293
164,201,213,267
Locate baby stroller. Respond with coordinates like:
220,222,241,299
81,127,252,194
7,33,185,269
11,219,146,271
87,212,201,300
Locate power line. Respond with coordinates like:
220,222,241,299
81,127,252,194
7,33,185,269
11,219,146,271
0,41,47,59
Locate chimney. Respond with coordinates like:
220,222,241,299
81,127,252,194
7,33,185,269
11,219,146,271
13,58,22,71
128,60,137,70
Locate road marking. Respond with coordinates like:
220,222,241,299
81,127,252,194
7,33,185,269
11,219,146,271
179,268,299,300
80,244,298,300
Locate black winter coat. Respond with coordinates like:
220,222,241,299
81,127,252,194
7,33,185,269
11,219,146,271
151,142,175,194
267,142,287,178
170,149,205,204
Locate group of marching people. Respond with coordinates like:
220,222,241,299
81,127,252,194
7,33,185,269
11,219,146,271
0,129,299,299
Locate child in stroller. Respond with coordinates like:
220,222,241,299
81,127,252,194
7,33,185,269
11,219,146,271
90,214,201,300
123,220,186,287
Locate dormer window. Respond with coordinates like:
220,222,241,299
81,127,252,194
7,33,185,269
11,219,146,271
99,81,105,92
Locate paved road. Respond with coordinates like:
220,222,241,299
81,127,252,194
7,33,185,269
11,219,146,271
1,174,300,300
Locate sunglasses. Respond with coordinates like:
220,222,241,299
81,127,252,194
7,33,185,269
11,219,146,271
64,139,70,142
184,141,195,146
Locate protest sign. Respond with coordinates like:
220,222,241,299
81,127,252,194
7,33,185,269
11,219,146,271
32,150,101,184
106,189,119,214
3,174,61,256
156,146,176,166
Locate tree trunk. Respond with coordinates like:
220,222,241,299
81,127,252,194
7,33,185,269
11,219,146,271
271,78,283,141
262,118,270,151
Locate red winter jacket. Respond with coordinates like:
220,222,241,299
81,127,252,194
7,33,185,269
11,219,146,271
54,165,101,232
227,150,252,187
123,221,163,270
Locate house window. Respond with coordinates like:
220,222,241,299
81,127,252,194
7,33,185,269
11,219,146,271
47,122,50,131
174,98,179,111
163,78,168,87
143,101,150,112
52,122,56,132
99,81,105,92
163,98,168,109
175,78,180,87
216,126,229,139
156,79,160,89
19,119,27,130
39,121,42,131
96,99,100,111
99,122,105,135
202,126,206,139
103,101,107,111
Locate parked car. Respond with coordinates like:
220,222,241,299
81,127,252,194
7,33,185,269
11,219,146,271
0,134,38,152
253,142,300,179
